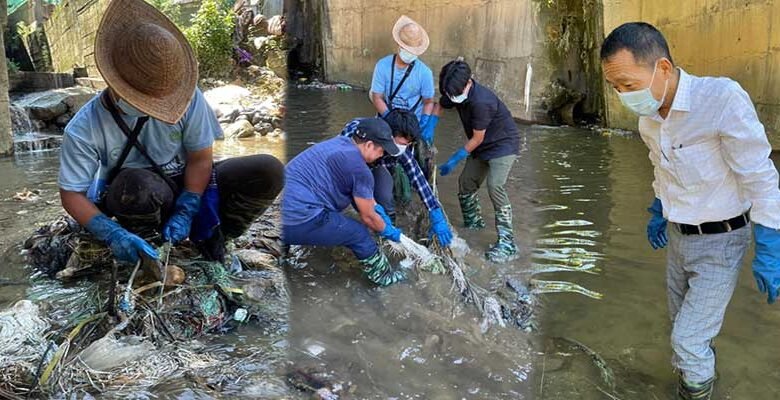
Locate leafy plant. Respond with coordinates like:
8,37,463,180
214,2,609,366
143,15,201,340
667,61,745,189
7,59,20,75
145,0,182,26
184,0,235,79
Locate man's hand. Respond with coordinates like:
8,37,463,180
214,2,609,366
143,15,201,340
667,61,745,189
162,191,201,243
428,207,453,247
753,224,780,304
439,147,469,176
647,197,668,249
86,214,158,264
375,204,401,242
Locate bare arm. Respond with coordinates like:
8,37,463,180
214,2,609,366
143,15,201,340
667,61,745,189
60,190,101,226
371,92,390,116
183,146,213,194
354,196,385,232
464,129,486,153
422,98,435,115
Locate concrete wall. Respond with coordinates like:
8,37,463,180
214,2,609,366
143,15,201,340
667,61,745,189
602,0,780,146
315,0,604,124
44,0,110,75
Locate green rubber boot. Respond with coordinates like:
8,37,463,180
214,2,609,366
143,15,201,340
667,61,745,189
677,373,714,400
485,204,519,263
458,192,486,230
359,250,406,286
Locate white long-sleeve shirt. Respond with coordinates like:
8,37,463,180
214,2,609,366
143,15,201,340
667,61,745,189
639,69,780,229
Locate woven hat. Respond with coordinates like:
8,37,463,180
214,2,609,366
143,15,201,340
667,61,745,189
392,15,429,56
95,0,197,124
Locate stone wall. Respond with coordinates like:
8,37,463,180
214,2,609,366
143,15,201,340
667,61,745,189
602,0,780,146
44,0,110,76
310,0,604,124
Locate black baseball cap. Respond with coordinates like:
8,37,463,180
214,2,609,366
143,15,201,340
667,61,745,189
354,117,401,157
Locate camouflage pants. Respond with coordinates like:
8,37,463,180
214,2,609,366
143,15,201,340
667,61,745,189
104,154,284,240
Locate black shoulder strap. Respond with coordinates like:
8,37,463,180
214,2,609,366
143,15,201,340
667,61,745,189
102,91,176,190
387,54,416,107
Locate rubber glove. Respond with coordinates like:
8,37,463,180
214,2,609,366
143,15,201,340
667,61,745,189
419,114,430,130
646,197,668,250
752,224,780,304
162,191,202,244
420,115,438,146
428,207,453,247
86,214,158,264
375,204,401,242
439,147,469,176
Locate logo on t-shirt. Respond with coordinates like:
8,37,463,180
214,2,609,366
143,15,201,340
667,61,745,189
169,131,183,141
109,146,122,161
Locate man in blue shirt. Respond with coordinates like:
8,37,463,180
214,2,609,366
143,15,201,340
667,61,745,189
370,15,439,146
282,118,407,286
58,0,284,271
436,60,521,263
339,110,453,247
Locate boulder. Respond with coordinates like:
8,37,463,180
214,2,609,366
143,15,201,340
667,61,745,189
254,122,272,136
61,87,98,114
18,87,97,121
204,85,252,114
55,113,72,128
224,120,256,138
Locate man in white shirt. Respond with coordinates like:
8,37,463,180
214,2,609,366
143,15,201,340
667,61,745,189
601,22,780,400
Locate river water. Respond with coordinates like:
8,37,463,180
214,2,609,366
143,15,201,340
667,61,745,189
284,86,780,399
1,86,778,398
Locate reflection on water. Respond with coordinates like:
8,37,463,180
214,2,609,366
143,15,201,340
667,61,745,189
285,87,780,399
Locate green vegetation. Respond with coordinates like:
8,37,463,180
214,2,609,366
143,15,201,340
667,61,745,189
184,0,235,79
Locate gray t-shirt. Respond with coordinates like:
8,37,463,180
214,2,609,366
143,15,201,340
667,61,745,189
58,88,218,196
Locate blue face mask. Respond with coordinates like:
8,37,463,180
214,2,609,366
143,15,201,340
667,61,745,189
399,48,418,64
116,98,147,117
616,61,669,117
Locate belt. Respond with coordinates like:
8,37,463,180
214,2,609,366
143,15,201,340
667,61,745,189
677,212,750,235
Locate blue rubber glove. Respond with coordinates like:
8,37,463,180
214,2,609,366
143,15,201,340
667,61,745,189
375,204,401,242
646,197,668,250
419,114,430,130
752,224,780,304
439,147,469,176
420,115,438,146
428,207,453,247
162,191,202,244
86,214,158,264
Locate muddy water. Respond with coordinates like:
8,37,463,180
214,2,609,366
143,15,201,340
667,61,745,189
285,86,780,399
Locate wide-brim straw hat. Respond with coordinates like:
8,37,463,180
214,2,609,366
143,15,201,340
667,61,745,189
95,0,197,124
392,15,429,56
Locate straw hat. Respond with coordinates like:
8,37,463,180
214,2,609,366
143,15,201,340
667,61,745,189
392,15,429,56
95,0,198,124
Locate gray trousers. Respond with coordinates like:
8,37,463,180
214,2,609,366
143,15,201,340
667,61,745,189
458,154,516,210
667,223,751,383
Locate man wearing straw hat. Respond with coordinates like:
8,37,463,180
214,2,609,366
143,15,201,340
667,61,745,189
57,0,284,269
370,16,438,145
369,15,440,226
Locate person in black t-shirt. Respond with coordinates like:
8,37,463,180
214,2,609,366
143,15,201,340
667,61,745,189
435,60,521,263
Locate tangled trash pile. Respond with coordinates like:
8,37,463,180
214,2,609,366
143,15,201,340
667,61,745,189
1,205,290,398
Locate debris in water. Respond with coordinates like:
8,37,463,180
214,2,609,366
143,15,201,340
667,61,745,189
530,279,604,299
12,188,40,202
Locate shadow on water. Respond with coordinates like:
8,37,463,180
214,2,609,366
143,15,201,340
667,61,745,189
284,86,780,399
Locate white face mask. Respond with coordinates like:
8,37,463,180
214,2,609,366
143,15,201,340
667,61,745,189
116,98,147,117
616,61,669,117
399,48,418,64
449,84,469,104
395,143,408,155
